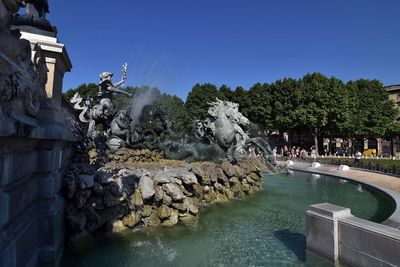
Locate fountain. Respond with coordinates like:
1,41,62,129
64,66,276,237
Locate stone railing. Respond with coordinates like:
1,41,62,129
306,203,400,267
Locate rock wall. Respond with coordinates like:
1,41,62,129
64,149,265,235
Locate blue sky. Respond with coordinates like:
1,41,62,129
47,0,400,100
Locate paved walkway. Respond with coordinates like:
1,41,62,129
278,161,400,229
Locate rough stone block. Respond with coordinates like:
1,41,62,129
0,151,37,187
15,218,39,267
38,197,65,263
0,193,10,227
37,149,62,173
37,172,62,200
0,245,16,267
5,177,38,223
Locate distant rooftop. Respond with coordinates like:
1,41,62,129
385,84,400,92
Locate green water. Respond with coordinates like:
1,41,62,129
57,171,395,267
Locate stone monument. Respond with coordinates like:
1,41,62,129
12,0,72,109
0,1,76,267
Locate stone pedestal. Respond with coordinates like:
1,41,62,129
20,32,72,107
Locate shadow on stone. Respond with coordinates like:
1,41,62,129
273,229,306,262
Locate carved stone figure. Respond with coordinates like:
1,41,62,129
70,63,131,140
108,110,132,144
97,64,131,100
13,0,57,35
0,0,48,117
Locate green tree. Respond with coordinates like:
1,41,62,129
292,73,333,154
270,78,301,135
347,79,398,137
63,83,98,101
219,84,235,101
156,93,190,131
246,83,273,129
185,83,220,120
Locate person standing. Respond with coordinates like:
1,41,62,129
300,148,306,160
311,146,317,161
272,147,277,162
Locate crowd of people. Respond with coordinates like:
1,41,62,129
271,145,363,163
271,145,319,161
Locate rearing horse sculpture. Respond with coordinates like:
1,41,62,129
163,98,275,165
207,99,249,161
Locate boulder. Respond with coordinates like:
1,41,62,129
78,174,95,189
142,212,161,227
96,169,115,184
122,212,141,227
82,204,101,224
162,194,172,205
172,202,187,211
177,171,198,185
172,177,182,185
74,190,91,208
111,220,128,232
179,214,197,225
64,171,77,199
222,161,236,177
184,198,198,214
153,171,172,184
214,182,224,192
141,205,153,217
93,182,104,194
216,193,228,202
224,188,235,200
162,183,184,201
229,176,239,184
157,205,172,219
162,209,179,227
154,186,164,202
139,173,155,200
103,190,119,207
234,166,246,180
130,188,144,207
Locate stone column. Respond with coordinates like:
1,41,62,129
20,31,72,107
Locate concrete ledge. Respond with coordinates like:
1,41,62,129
306,203,400,267
284,161,400,266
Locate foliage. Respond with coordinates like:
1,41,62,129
185,83,221,120
156,93,190,131
63,83,98,101
346,79,398,137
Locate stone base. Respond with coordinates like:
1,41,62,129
64,153,266,236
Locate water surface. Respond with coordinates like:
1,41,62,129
57,171,395,267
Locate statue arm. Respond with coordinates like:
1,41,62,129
107,86,132,97
112,79,125,88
